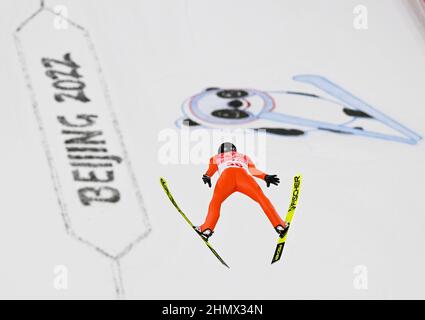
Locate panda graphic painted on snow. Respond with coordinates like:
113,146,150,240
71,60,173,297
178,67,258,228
175,75,421,145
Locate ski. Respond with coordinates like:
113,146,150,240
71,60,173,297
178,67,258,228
159,177,230,268
271,175,302,264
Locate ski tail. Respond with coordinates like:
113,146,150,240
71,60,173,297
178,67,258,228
271,242,286,264
205,243,230,268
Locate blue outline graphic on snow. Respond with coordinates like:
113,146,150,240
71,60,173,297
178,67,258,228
176,75,421,145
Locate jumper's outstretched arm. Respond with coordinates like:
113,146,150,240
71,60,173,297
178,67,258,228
248,158,280,187
202,157,218,188
247,159,266,180
204,157,218,177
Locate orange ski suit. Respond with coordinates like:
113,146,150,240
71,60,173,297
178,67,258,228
200,151,285,232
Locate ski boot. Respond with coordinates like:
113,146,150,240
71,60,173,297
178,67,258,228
194,226,213,241
275,223,290,238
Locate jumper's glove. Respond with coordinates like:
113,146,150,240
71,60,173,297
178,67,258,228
265,174,280,187
202,174,212,188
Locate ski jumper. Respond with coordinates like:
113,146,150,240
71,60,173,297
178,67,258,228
200,151,285,232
